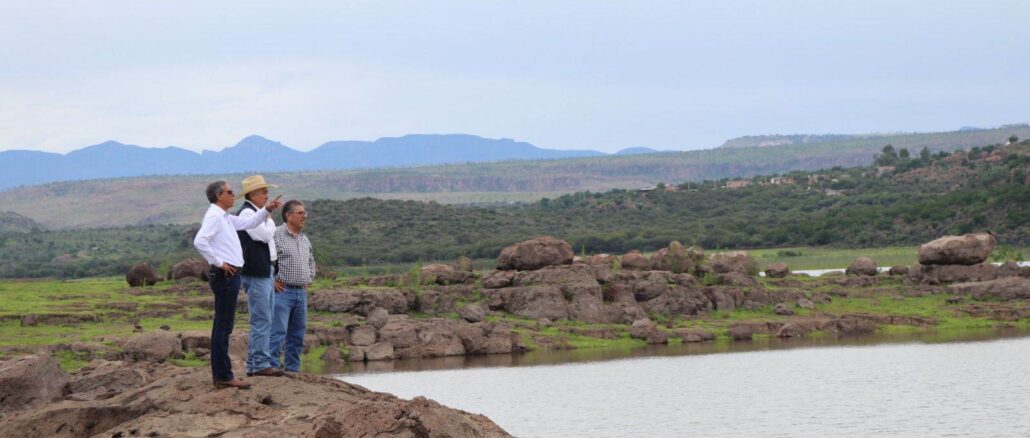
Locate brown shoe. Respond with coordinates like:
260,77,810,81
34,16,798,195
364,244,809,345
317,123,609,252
253,367,285,377
213,378,252,389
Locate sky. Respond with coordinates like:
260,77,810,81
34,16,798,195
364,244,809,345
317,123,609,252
1,0,1028,154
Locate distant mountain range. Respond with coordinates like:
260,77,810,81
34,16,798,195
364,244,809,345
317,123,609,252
0,134,665,190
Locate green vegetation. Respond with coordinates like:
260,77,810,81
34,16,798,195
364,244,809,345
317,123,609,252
2,141,1028,278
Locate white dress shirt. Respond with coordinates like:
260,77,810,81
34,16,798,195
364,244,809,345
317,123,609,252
239,200,277,262
193,203,272,268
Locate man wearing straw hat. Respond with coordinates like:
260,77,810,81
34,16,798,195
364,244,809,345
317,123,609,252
194,180,281,389
236,175,285,378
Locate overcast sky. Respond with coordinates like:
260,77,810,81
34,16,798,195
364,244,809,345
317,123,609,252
1,1,1028,153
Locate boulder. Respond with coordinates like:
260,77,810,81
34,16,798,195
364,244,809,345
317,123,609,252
179,331,211,352
366,307,389,329
776,323,808,338
496,236,574,271
481,270,517,289
918,233,996,265
0,353,70,414
764,262,790,278
503,285,569,320
628,318,667,343
998,261,1030,278
920,263,998,284
774,303,795,316
167,258,209,281
888,265,908,276
125,263,160,287
709,251,759,276
420,264,474,285
365,342,395,361
619,251,650,270
649,241,694,274
65,360,149,402
122,331,183,363
458,303,487,323
309,289,415,315
320,347,346,366
796,297,816,310
349,325,377,346
678,330,716,343
585,254,619,267
949,277,1030,301
845,257,878,277
453,255,474,273
20,314,38,327
727,324,755,341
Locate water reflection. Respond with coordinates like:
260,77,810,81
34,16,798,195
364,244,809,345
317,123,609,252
333,328,1030,376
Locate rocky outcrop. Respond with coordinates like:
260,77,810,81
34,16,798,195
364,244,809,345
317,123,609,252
496,236,574,271
919,262,998,284
421,263,476,285
708,251,759,276
309,288,415,315
765,262,790,278
918,233,996,265
0,359,511,438
648,241,694,274
121,331,183,363
167,258,209,281
949,277,1030,301
619,251,650,270
846,257,878,276
0,353,69,415
125,263,160,287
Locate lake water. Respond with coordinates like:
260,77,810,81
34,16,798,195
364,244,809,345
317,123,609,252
342,332,1030,437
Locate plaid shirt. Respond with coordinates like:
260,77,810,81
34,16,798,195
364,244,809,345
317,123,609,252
273,224,315,287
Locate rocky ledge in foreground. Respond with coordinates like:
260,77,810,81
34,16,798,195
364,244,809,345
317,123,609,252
0,354,510,438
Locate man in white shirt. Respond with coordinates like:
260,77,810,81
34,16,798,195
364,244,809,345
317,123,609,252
194,180,281,389
234,175,283,378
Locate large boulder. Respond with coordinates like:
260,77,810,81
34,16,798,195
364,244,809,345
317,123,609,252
709,251,759,276
0,353,70,414
920,263,998,284
122,331,183,363
309,289,415,315
764,262,790,278
125,263,160,287
504,285,569,320
619,251,650,270
496,236,574,271
649,241,694,274
167,258,209,281
585,254,619,267
949,277,1030,301
845,257,878,277
458,303,487,323
420,264,474,285
349,325,378,346
481,270,517,289
918,233,996,265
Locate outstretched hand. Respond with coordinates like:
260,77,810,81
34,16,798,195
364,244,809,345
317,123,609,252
265,194,283,212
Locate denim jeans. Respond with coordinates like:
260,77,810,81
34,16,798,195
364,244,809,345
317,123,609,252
242,274,275,373
209,268,241,382
270,287,307,372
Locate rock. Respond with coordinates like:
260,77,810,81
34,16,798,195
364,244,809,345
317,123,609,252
679,330,716,343
503,285,569,320
919,233,997,266
122,331,183,363
830,317,877,336
367,307,389,329
774,303,795,315
125,263,160,287
727,324,755,341
496,236,574,271
20,314,38,327
167,258,209,281
619,251,650,270
453,255,474,272
348,346,367,362
0,353,70,414
709,251,759,276
420,264,474,285
796,297,816,310
320,347,345,366
945,296,965,304
585,254,619,267
846,257,878,277
308,326,352,346
309,289,415,315
350,325,378,346
949,277,1030,301
765,262,790,278
920,263,998,284
649,241,694,274
628,318,657,339
0,361,512,438
888,265,908,276
365,342,395,361
179,331,211,352
718,272,759,288
997,261,1030,278
481,270,517,289
65,360,149,402
458,303,487,323
776,323,808,338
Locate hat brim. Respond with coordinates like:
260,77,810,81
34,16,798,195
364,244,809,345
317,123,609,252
235,183,279,200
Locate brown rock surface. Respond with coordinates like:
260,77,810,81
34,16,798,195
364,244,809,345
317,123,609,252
0,353,69,415
496,236,574,271
918,233,996,265
0,359,511,438
125,263,160,287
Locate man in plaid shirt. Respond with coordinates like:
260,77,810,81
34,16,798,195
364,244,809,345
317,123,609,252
271,200,315,372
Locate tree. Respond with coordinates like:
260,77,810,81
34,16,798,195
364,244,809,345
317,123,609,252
898,148,910,159
1009,135,1019,144
920,147,931,161
874,144,899,166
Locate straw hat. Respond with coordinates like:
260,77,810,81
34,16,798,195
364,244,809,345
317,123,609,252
236,175,279,200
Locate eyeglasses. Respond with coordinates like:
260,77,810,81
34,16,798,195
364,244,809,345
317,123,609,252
223,190,235,196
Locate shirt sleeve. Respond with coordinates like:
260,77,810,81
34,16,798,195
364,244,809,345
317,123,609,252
241,208,275,243
227,206,270,231
193,213,222,267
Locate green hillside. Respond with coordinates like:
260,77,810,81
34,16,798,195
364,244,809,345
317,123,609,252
1,126,1025,230
1,141,1027,279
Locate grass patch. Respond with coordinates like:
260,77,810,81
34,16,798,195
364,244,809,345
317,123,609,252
169,351,207,368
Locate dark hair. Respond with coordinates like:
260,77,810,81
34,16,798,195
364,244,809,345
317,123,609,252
282,200,305,222
206,181,226,203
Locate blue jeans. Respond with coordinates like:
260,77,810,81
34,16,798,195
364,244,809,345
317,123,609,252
242,274,275,373
208,268,241,382
271,287,307,372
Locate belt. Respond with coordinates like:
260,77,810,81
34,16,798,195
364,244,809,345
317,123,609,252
282,283,307,289
210,264,242,277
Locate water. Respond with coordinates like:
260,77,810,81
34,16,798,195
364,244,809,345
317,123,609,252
785,260,1030,277
342,333,1030,437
